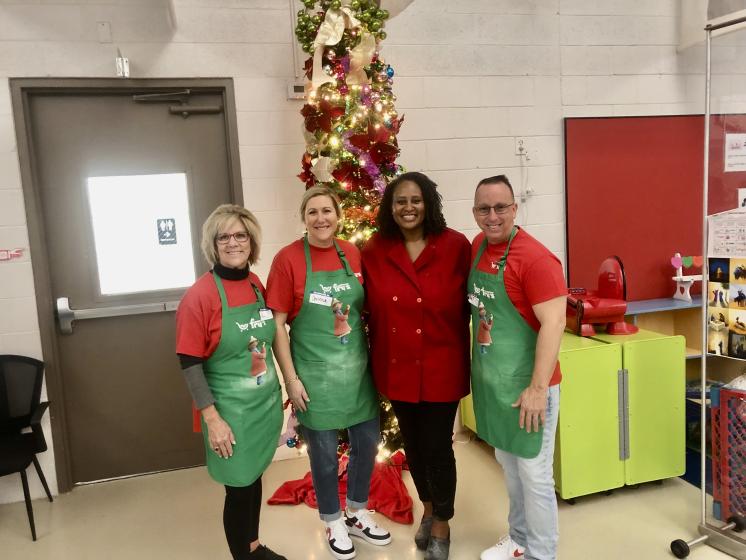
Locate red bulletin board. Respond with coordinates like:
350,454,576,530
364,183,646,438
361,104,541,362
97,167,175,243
566,115,746,301
565,116,704,301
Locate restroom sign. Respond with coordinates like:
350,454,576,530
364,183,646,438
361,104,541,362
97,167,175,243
157,218,177,245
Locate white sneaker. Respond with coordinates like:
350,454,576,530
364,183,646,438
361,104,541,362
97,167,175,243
480,535,526,560
325,518,356,560
344,508,392,546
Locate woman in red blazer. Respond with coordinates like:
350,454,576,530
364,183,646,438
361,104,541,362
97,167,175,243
361,172,471,560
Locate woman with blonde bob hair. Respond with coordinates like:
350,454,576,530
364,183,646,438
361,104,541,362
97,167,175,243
176,204,286,560
200,204,262,267
267,186,391,560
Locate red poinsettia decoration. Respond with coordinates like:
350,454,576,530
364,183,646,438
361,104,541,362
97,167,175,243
390,115,405,134
297,153,314,187
301,99,345,133
349,123,399,165
345,205,379,224
332,161,374,192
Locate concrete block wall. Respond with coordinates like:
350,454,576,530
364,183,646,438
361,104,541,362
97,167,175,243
0,0,743,503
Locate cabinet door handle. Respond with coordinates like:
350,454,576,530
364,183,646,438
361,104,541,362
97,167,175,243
618,368,630,460
618,369,625,460
624,369,631,459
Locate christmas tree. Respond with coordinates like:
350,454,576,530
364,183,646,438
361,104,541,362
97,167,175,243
296,0,404,245
295,0,405,459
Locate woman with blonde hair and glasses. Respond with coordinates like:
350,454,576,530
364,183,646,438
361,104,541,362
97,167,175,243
267,186,391,560
176,204,286,560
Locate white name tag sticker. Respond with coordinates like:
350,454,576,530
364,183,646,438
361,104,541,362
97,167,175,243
259,308,273,320
468,293,479,308
309,292,333,306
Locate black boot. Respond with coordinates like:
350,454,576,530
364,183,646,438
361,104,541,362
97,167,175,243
425,532,450,560
415,516,433,550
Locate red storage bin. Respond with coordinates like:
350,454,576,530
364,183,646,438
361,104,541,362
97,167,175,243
711,386,746,521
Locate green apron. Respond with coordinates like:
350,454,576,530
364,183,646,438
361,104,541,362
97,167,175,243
202,272,283,486
290,236,378,431
468,228,543,459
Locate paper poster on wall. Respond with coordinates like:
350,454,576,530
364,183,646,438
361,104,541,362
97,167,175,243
739,188,746,209
708,210,746,358
725,133,746,172
708,208,746,257
707,251,746,359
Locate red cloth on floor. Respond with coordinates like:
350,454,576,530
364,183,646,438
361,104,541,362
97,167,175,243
268,450,413,524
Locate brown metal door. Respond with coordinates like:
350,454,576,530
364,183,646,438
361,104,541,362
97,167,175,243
26,86,236,483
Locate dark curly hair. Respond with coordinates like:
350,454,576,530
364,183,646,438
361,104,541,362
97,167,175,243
377,172,447,239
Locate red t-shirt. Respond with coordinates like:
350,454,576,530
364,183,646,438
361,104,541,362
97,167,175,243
265,238,362,323
175,271,265,359
471,228,566,385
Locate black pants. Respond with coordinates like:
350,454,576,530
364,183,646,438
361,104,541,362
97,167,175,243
390,400,459,521
224,477,262,560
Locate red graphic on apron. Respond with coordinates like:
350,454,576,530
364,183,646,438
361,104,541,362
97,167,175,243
477,302,494,355
248,336,267,385
332,298,352,345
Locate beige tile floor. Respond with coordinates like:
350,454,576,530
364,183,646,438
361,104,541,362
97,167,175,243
0,439,739,560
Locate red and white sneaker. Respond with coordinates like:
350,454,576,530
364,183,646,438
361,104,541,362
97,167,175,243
344,508,392,546
480,535,526,560
325,518,356,560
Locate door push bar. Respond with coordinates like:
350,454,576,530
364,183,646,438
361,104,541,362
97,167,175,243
56,297,179,335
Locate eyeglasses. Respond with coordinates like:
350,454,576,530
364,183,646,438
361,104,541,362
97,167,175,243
215,232,250,245
475,203,515,216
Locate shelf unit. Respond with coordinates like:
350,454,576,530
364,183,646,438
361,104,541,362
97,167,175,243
624,298,745,504
624,297,745,383
625,296,702,360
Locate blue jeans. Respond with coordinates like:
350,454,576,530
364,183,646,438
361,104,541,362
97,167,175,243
301,415,380,522
494,385,560,560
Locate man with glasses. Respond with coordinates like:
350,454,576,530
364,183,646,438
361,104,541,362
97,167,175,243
468,175,566,560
